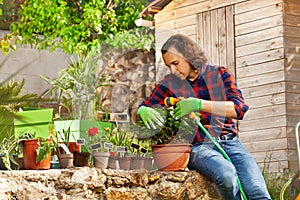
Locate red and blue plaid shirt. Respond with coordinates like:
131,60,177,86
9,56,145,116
140,64,249,142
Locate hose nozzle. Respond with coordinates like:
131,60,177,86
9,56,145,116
164,97,180,107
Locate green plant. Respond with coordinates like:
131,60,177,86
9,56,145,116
136,108,198,144
11,0,150,56
0,134,20,170
18,132,55,162
103,125,135,156
41,56,110,119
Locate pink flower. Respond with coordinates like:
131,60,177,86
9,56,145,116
88,127,98,137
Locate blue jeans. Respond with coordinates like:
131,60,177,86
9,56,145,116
188,137,272,200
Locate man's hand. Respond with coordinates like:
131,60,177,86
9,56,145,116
174,97,202,119
137,106,164,129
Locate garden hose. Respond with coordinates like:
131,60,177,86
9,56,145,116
164,97,248,200
189,112,247,200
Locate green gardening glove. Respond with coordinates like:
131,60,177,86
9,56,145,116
174,97,202,119
137,106,164,129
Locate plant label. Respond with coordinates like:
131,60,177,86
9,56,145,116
59,143,71,154
90,143,102,151
76,138,86,145
104,142,114,149
116,146,127,152
140,147,147,154
131,143,140,149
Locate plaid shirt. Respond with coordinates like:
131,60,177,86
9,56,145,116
140,64,249,142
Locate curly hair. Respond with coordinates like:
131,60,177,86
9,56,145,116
161,34,207,71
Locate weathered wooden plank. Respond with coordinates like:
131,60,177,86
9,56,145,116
235,14,283,36
283,1,300,16
236,48,284,68
257,160,289,173
175,25,196,36
155,0,249,23
244,93,285,109
211,9,219,65
173,15,197,29
286,71,300,82
235,0,282,15
239,115,286,131
250,149,289,164
196,13,204,47
285,37,300,48
286,82,300,94
236,37,284,58
225,6,235,74
158,0,209,12
283,14,300,27
239,127,286,143
287,103,300,115
243,138,287,152
155,20,174,30
237,60,284,78
241,82,285,97
238,70,284,90
155,29,179,44
203,11,212,64
235,3,283,25
244,105,286,121
284,26,300,38
235,26,284,47
218,7,227,67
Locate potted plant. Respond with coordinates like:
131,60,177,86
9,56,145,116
136,107,197,171
18,132,55,170
0,134,21,170
0,78,41,170
53,127,74,169
104,125,136,170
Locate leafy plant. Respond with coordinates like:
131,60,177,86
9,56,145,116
10,0,150,56
18,132,55,162
136,108,198,144
0,134,20,170
41,56,110,119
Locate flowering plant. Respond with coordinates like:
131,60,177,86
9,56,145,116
85,127,109,152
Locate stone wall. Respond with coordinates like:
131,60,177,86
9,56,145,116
0,167,220,200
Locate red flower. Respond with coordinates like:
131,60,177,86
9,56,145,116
88,127,98,137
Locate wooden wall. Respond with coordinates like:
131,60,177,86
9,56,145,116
153,0,300,173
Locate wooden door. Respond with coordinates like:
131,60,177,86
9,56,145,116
196,5,236,76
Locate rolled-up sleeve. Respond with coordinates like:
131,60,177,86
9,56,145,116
221,68,249,120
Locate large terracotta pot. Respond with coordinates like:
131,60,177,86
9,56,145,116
151,144,192,171
22,139,51,170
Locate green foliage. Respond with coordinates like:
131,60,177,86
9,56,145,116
18,132,55,162
0,0,23,55
0,134,20,170
263,171,294,200
11,0,151,56
136,108,198,144
0,78,37,115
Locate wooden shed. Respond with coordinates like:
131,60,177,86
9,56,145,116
140,0,300,173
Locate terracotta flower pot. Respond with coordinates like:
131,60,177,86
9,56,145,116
118,156,131,170
73,151,90,167
22,139,51,170
92,152,110,169
130,156,144,170
60,142,82,154
151,144,192,171
58,154,74,168
143,157,153,171
107,152,117,169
